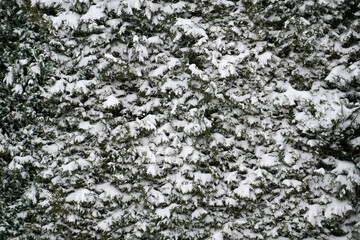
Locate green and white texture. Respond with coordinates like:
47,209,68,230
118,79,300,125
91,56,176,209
1,0,360,239
0,0,52,238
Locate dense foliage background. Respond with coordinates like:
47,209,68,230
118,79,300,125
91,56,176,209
1,0,359,239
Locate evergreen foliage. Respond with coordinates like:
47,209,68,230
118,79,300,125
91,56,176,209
0,0,52,238
1,0,359,239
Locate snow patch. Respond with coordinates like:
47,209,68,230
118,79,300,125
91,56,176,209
103,95,120,108
42,142,64,155
257,51,272,66
96,209,124,231
191,208,207,219
66,188,95,202
95,183,121,197
25,184,37,204
234,183,252,199
155,203,177,219
81,4,106,22
211,231,224,240
306,204,322,226
147,164,161,176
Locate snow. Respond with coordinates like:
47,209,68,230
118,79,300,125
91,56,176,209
258,153,278,167
211,231,224,240
193,172,212,185
147,164,161,176
255,147,278,167
174,18,207,38
66,188,95,202
77,159,91,169
180,181,193,194
30,65,41,75
149,65,168,77
234,183,253,199
161,78,188,95
67,214,77,222
81,4,106,22
146,36,163,45
78,121,92,130
78,121,105,135
13,84,23,94
138,115,158,131
17,0,360,239
89,122,105,135
350,136,360,147
95,183,121,198
78,55,97,67
148,188,166,204
224,171,238,183
74,80,94,93
41,169,54,179
282,179,303,188
14,155,35,164
189,64,205,77
64,12,81,29
324,199,352,219
332,160,357,175
256,51,272,66
42,142,64,155
52,12,80,29
74,135,85,143
103,95,120,108
48,79,66,93
179,145,194,159
25,184,37,204
155,203,177,219
125,0,142,10
314,168,326,175
218,60,236,78
306,204,322,226
191,208,207,219
61,161,78,172
4,68,13,85
96,209,124,231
